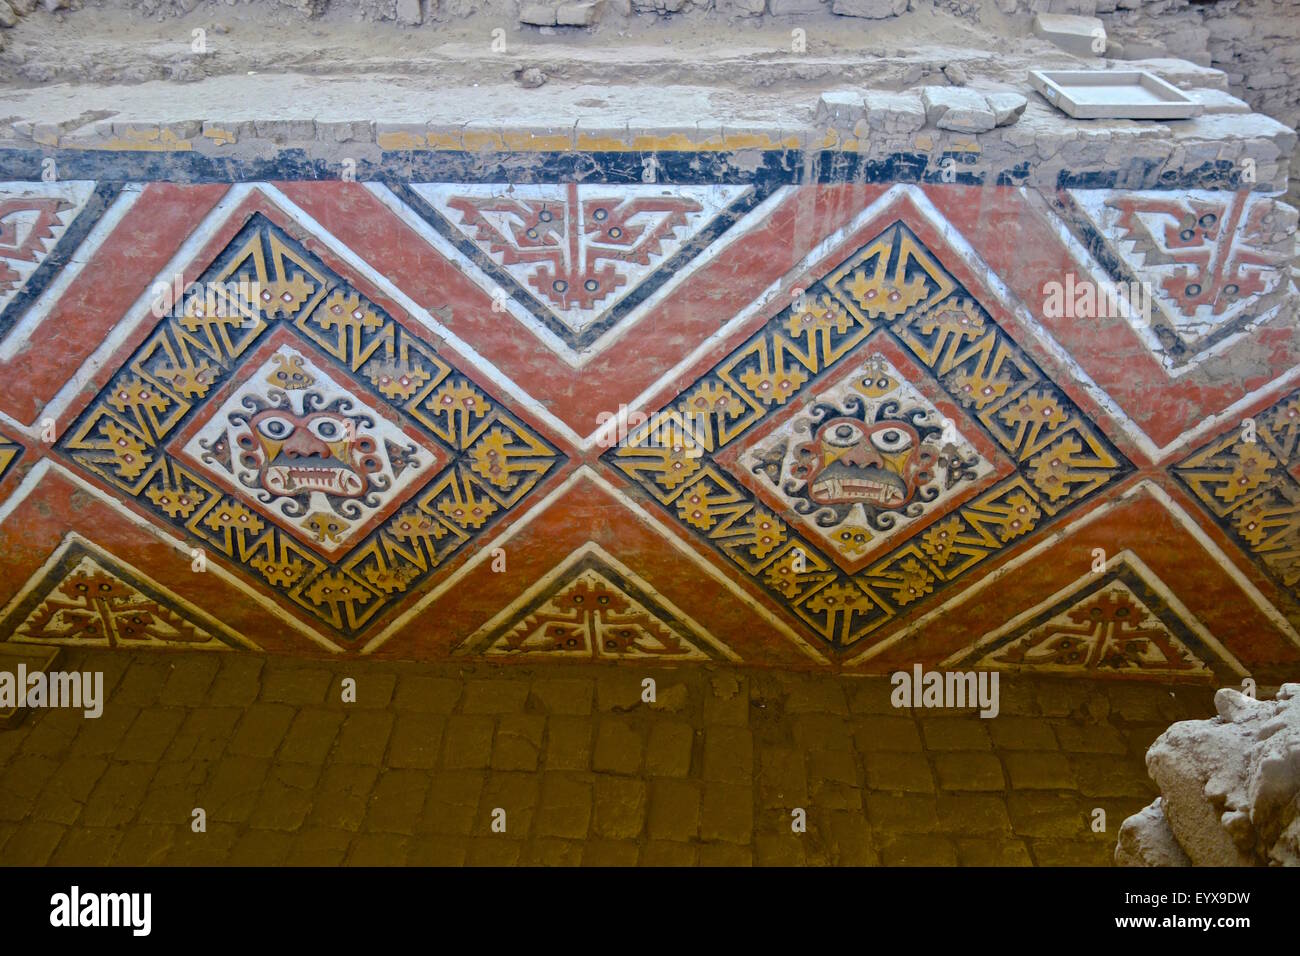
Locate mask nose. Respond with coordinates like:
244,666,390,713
840,442,880,469
281,427,329,459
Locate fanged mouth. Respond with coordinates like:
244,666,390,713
265,463,364,496
811,463,906,506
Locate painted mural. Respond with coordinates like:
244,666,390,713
0,164,1295,681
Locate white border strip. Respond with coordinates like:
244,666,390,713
33,183,253,434
0,184,144,364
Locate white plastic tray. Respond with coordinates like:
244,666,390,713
1029,69,1202,120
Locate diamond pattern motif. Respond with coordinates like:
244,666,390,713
0,176,1291,677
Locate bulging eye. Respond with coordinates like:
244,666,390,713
870,427,913,453
824,421,865,448
308,417,347,441
256,416,294,439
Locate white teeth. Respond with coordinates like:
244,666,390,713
814,476,901,502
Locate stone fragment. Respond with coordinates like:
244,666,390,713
1126,683,1300,867
815,89,865,127
720,0,766,13
557,0,603,24
1115,798,1191,866
941,63,968,87
862,90,926,133
985,91,1028,126
1032,13,1106,57
519,1,558,25
0,1,17,27
831,0,905,18
921,86,995,133
396,0,422,24
516,67,548,89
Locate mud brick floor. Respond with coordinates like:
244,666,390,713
0,650,1217,866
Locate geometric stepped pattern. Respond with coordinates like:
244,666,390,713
0,181,115,345
0,171,1294,679
947,560,1220,678
607,221,1131,655
1065,187,1299,373
57,212,563,640
459,546,717,661
1173,388,1300,602
0,536,240,650
406,182,759,353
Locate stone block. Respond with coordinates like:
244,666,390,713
1032,13,1106,56
831,0,905,18
520,2,558,24
396,0,422,24
1115,797,1191,866
985,91,1028,126
921,86,996,133
557,0,604,24
816,90,866,128
768,0,823,13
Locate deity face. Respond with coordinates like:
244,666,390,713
238,406,378,498
789,417,934,509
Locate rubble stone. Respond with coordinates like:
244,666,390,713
1119,684,1300,867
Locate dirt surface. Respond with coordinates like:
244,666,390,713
0,2,1073,90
